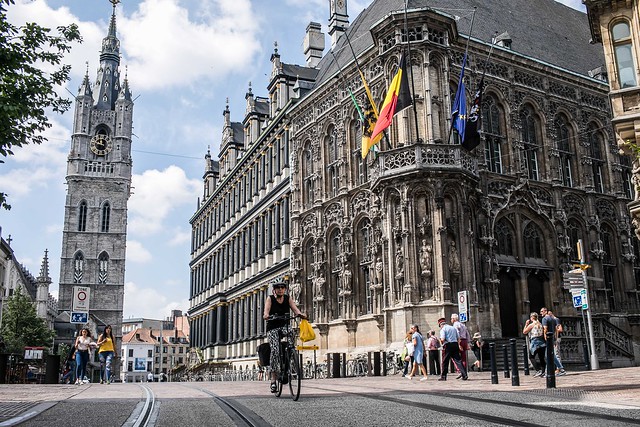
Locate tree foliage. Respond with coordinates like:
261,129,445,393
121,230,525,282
0,0,82,209
0,287,55,354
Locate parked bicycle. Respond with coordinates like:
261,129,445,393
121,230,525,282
266,314,302,401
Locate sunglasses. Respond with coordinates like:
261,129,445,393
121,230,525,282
274,285,286,289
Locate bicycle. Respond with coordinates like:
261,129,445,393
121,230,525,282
266,314,302,401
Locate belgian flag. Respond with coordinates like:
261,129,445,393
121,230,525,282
370,53,412,143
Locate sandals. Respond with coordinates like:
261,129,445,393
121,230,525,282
270,382,277,393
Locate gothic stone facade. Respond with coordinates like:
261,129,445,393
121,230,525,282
190,0,640,367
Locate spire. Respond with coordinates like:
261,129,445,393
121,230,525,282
78,62,93,96
119,65,132,101
94,0,122,109
37,249,51,283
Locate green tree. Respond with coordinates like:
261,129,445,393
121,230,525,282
0,0,82,209
0,287,55,354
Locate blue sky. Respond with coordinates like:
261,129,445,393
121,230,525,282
1,0,586,320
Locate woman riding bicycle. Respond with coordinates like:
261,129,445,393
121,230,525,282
263,280,306,393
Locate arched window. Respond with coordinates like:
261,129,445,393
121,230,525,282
326,126,339,198
482,94,504,173
101,201,111,232
611,21,637,88
302,143,314,208
566,218,583,261
495,219,514,256
523,221,543,259
73,252,84,283
78,201,88,232
329,229,341,318
351,119,368,185
356,218,373,314
588,123,605,193
98,252,109,284
554,115,574,187
520,106,540,180
601,225,617,311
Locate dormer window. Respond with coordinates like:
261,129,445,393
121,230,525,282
611,21,637,88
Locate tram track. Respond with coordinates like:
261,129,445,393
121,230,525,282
180,384,271,427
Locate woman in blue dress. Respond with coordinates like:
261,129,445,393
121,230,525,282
406,324,429,380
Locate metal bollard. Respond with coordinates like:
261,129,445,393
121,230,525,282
523,344,530,375
502,345,510,378
510,338,519,386
489,342,498,384
582,340,591,370
373,352,381,376
546,332,556,388
331,353,341,378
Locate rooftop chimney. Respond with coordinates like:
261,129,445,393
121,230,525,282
304,22,325,68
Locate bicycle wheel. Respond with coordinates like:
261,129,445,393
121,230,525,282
288,350,301,401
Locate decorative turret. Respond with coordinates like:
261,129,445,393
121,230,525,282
203,146,219,200
328,0,348,48
73,63,93,135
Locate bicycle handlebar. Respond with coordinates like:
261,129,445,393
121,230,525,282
266,313,305,322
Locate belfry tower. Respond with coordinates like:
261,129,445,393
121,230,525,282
57,0,133,349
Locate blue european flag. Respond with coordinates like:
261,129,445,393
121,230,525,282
451,54,468,141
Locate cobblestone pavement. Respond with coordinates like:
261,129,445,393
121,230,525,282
1,366,639,424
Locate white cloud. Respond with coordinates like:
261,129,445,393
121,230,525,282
123,281,189,319
128,165,201,236
126,240,153,263
168,228,192,246
120,0,261,91
555,0,586,11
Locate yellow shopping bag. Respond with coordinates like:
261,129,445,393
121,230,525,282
299,319,316,342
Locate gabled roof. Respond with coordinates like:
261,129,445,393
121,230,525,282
316,0,604,87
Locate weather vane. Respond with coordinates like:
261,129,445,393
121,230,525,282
109,0,121,6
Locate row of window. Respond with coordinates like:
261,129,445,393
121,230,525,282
301,123,369,208
472,96,633,196
73,251,109,284
194,136,290,252
77,201,111,232
190,197,290,297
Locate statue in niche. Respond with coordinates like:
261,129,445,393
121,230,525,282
448,240,461,276
395,247,404,276
419,239,432,277
313,276,325,300
341,268,352,295
375,257,383,286
289,281,301,304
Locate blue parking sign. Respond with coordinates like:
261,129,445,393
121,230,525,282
572,295,582,308
71,312,88,323
459,312,468,322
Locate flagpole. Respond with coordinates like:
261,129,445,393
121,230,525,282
403,0,420,144
447,8,477,144
344,29,392,152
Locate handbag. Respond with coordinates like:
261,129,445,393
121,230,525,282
299,319,316,342
404,355,411,362
406,341,415,356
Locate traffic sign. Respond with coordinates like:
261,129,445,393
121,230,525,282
572,295,582,308
580,289,588,310
70,311,88,324
72,286,90,312
459,312,468,322
457,291,468,321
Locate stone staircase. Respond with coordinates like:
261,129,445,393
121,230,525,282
477,316,635,371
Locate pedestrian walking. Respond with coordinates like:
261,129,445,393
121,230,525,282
523,312,546,377
405,324,428,381
470,332,483,371
74,328,93,384
97,324,118,384
541,308,566,376
451,313,471,371
401,331,413,377
426,330,441,376
437,317,467,381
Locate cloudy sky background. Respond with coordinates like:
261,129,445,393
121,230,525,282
0,0,586,320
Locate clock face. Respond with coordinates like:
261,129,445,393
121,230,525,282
337,0,344,9
90,134,112,156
